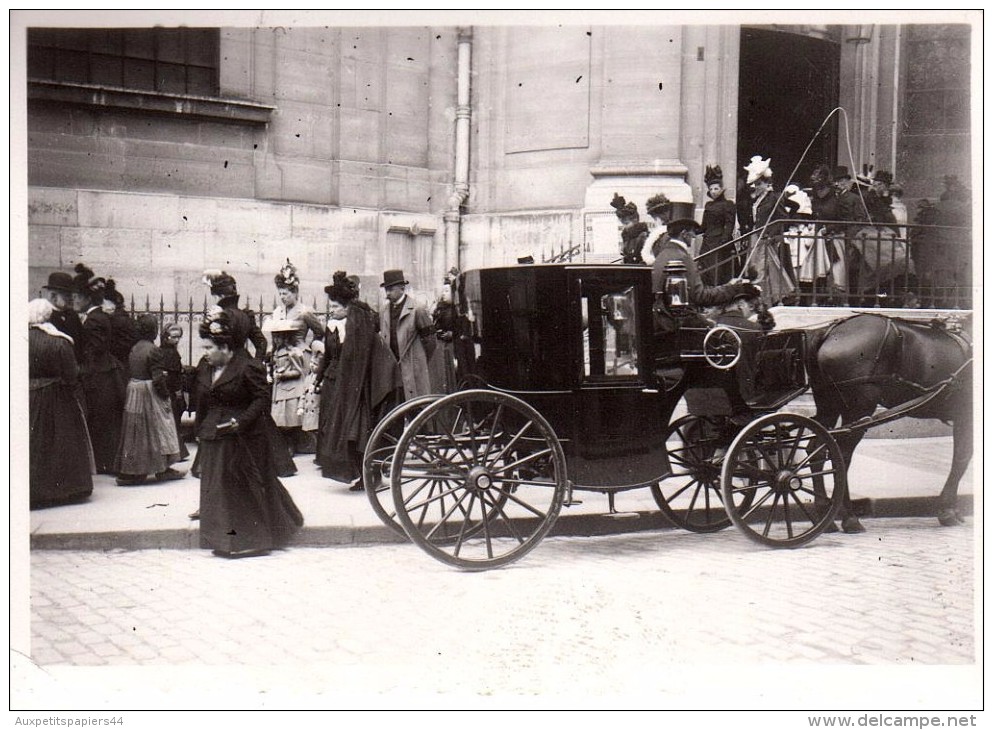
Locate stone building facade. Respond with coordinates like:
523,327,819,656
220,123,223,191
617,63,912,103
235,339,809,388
23,22,973,308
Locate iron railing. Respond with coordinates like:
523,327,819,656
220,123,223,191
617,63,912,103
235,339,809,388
117,294,333,367
696,220,973,309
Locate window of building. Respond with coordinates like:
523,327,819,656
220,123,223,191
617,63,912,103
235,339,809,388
27,27,219,97
904,24,970,134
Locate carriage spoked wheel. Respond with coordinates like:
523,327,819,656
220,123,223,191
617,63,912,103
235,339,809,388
390,389,568,570
703,325,742,370
362,394,442,538
651,415,746,533
720,413,846,548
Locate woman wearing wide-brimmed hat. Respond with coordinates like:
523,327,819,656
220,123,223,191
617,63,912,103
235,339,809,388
740,156,797,306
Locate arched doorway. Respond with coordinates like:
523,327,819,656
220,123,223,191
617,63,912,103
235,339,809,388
737,27,841,189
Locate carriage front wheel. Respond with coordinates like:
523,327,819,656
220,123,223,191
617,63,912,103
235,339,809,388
720,413,846,548
390,389,568,570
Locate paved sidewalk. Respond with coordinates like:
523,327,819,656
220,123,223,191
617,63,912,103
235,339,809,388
27,435,975,551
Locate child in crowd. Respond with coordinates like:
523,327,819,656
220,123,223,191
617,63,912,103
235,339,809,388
268,321,309,456
297,338,323,443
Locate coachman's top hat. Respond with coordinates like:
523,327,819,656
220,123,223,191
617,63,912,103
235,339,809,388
43,271,74,293
380,269,409,288
832,165,851,182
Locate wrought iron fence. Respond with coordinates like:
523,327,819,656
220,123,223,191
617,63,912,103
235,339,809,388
697,220,973,309
119,294,333,367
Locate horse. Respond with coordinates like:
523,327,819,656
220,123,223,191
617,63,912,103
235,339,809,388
805,312,973,532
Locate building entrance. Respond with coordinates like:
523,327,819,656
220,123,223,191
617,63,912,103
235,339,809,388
737,27,840,190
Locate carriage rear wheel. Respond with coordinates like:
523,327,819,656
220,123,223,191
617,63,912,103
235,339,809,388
390,389,568,570
720,413,846,548
363,394,441,538
652,415,738,532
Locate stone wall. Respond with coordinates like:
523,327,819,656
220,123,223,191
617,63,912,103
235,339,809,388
27,186,444,309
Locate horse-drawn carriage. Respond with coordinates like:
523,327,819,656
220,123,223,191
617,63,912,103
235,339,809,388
362,263,973,570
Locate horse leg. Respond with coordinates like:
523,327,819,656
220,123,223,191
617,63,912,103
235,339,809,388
937,415,973,526
833,427,869,533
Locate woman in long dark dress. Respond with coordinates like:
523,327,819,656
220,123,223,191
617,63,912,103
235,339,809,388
159,322,190,461
428,275,458,395
28,298,94,508
699,164,738,285
71,264,126,475
114,315,185,486
201,270,296,478
192,308,303,558
315,271,401,489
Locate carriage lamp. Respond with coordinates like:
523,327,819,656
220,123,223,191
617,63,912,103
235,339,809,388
664,260,690,312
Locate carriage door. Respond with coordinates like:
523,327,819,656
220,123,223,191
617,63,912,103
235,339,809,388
567,268,671,488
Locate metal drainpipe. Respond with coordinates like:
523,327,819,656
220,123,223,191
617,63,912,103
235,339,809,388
445,26,472,272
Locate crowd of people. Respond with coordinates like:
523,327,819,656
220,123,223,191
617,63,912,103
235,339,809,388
29,258,469,560
617,156,969,310
29,264,188,513
28,157,968,557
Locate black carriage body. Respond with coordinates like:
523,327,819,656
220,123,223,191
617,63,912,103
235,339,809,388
461,264,680,489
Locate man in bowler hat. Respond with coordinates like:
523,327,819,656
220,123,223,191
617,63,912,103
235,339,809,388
379,269,436,401
43,271,85,362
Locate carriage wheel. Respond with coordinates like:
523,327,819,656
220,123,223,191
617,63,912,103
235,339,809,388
703,325,742,370
390,389,568,570
720,413,846,548
651,415,742,532
363,395,441,538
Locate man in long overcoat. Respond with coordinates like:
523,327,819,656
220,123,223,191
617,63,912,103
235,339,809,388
378,269,437,401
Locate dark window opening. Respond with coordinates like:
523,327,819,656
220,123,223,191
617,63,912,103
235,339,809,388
28,27,220,97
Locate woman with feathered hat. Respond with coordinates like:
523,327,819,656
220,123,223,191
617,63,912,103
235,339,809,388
699,165,738,285
271,259,324,350
70,263,127,474
740,156,797,306
191,307,303,558
202,270,268,360
316,272,401,489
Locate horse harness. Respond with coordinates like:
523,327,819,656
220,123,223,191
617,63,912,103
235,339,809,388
817,314,973,410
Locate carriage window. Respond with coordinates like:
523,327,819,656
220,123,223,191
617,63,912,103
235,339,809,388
581,283,638,380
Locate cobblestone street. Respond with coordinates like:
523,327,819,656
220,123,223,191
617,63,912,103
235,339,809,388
17,517,980,709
